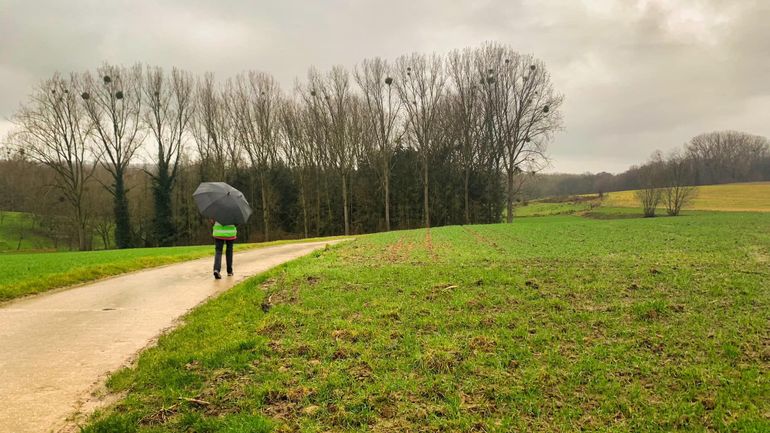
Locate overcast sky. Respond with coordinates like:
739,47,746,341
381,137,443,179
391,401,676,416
1,0,768,173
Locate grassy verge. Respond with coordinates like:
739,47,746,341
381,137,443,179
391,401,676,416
84,212,770,432
0,237,342,302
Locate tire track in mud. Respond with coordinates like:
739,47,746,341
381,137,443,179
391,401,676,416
424,228,439,261
384,234,416,263
462,226,506,254
385,236,405,263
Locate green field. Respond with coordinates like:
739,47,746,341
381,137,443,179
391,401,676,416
83,211,770,432
0,238,341,302
513,200,598,217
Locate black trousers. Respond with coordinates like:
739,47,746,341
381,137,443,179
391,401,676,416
213,239,234,273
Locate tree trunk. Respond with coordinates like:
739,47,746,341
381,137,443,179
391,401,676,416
506,168,514,223
342,173,350,236
260,172,270,242
464,167,471,225
505,170,514,223
299,171,308,238
383,161,391,232
315,168,321,236
113,170,132,249
349,172,354,232
422,161,430,229
76,206,88,251
325,176,332,230
152,162,175,247
101,229,110,249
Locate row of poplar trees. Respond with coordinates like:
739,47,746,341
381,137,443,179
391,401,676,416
8,42,563,249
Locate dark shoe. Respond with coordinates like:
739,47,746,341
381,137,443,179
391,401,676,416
227,272,234,277
214,271,222,280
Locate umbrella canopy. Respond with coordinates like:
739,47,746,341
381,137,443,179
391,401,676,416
193,182,253,225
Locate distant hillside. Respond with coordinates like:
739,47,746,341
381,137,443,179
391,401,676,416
603,182,770,212
0,212,56,252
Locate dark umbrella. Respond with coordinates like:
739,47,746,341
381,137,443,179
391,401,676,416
193,182,253,225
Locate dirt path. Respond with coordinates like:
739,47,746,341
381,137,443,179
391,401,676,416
0,240,340,433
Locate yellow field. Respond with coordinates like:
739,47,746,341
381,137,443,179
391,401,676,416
603,181,770,212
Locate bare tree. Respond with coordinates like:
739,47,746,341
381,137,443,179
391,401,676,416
663,151,697,216
142,67,194,246
478,43,563,222
354,57,403,231
394,53,446,228
234,71,281,241
191,74,242,183
81,64,144,248
298,69,330,236
636,186,662,218
12,73,98,250
2,43,581,245
192,74,225,180
278,98,312,237
686,130,769,184
92,212,114,249
305,66,361,235
345,97,367,232
635,152,664,217
447,48,486,224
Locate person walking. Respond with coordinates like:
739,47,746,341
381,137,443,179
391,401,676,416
211,220,237,279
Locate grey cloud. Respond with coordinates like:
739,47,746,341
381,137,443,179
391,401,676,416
1,0,768,173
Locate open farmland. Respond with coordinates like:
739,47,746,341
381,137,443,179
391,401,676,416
602,182,770,212
83,211,770,432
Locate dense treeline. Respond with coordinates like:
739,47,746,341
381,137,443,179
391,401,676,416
525,130,770,199
0,42,563,250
